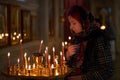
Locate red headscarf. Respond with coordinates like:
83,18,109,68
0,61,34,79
67,5,92,32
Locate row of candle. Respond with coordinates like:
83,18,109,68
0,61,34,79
7,51,68,76
7,38,72,76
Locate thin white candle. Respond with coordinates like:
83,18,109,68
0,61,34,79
18,58,20,64
20,39,23,66
62,42,64,58
17,58,20,67
24,53,27,66
8,52,10,67
38,40,43,52
60,51,63,67
48,55,51,68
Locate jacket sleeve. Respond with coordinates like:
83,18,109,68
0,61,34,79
75,37,114,80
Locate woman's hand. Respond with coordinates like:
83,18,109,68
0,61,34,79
66,44,79,60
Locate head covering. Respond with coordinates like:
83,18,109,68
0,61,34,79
67,5,93,31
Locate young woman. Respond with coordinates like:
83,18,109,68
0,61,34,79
65,5,114,80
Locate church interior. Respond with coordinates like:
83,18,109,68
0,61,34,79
0,0,120,79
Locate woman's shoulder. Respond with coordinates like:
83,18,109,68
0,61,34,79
88,26,109,40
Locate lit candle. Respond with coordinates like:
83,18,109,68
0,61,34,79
64,41,68,46
68,36,71,41
60,51,63,67
28,57,30,65
52,47,56,67
51,64,55,76
45,47,48,67
68,36,71,45
48,55,51,69
24,53,27,66
63,56,66,66
8,52,10,68
55,58,58,67
33,63,35,69
20,39,23,66
62,42,64,61
28,65,31,76
28,65,31,70
18,58,20,64
17,58,20,68
38,40,43,52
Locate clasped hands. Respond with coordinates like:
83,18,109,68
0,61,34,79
66,44,79,60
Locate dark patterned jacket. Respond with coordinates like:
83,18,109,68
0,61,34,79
66,27,114,80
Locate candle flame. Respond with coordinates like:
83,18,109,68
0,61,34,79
51,64,54,68
64,41,68,45
48,55,51,59
28,57,30,61
46,46,48,50
20,39,22,43
62,42,64,46
24,53,27,57
100,25,106,30
8,52,10,57
53,47,55,52
60,51,62,56
18,58,20,63
41,40,43,44
33,63,35,69
68,36,71,40
55,58,58,64
28,65,31,70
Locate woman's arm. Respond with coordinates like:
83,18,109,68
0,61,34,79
67,37,114,80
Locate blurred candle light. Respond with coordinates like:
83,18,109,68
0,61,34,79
13,32,17,36
0,34,2,39
68,36,71,41
5,33,9,37
12,37,16,40
2,33,4,37
64,41,67,46
100,25,106,30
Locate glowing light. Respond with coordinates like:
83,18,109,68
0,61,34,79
68,36,71,40
100,25,106,30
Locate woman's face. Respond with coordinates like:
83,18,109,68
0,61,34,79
68,16,83,33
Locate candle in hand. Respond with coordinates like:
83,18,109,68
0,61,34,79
8,52,10,67
68,36,71,45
